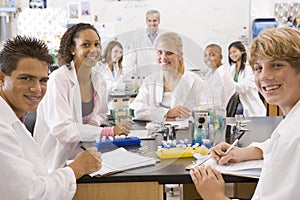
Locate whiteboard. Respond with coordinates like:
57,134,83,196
91,0,250,69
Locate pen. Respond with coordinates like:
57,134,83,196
79,141,87,151
159,103,171,109
225,138,238,155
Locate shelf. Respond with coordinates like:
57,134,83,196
0,6,16,13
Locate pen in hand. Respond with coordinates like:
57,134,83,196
224,138,239,155
79,141,87,151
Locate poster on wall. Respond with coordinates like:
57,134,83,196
81,1,91,16
29,0,47,9
67,2,81,22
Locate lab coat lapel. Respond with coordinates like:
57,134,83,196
104,64,115,82
154,72,164,106
172,72,194,107
143,31,154,46
1,96,47,173
69,64,83,123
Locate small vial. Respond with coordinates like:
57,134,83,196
108,136,114,141
202,139,212,149
119,135,126,139
208,124,214,143
113,99,119,123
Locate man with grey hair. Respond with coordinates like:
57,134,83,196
123,9,163,77
145,9,161,43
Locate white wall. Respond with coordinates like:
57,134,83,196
92,0,250,69
14,0,299,68
15,0,250,69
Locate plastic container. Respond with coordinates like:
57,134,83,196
94,136,141,149
252,18,277,38
156,145,209,159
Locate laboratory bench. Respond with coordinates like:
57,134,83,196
73,116,283,200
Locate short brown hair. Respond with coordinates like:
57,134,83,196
248,27,300,73
0,35,52,75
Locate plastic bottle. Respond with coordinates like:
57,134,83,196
194,125,205,144
240,26,248,45
124,80,133,94
122,97,131,120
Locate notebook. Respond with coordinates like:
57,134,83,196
204,158,262,178
187,156,263,179
90,147,156,177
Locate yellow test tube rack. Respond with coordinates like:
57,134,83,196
156,146,209,159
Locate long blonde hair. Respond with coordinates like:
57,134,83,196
154,32,185,75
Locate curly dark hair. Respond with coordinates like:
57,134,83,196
0,35,52,76
57,23,101,66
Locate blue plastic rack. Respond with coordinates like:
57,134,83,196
94,136,141,149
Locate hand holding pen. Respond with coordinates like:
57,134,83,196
69,145,102,179
191,139,239,169
80,144,102,165
209,139,243,165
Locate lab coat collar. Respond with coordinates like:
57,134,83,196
279,100,300,126
173,71,195,106
154,72,164,105
68,61,78,86
0,96,34,138
0,96,20,124
154,71,195,107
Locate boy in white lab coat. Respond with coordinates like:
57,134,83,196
0,35,101,200
204,44,236,116
191,27,300,200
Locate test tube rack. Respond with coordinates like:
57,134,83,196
156,145,209,159
94,136,141,149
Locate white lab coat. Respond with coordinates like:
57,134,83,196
205,64,236,116
131,71,211,121
94,62,125,111
34,62,108,172
123,29,163,76
250,100,300,199
94,62,124,94
0,96,76,200
229,64,266,117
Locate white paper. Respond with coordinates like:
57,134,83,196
203,158,263,178
128,129,156,139
90,148,156,177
